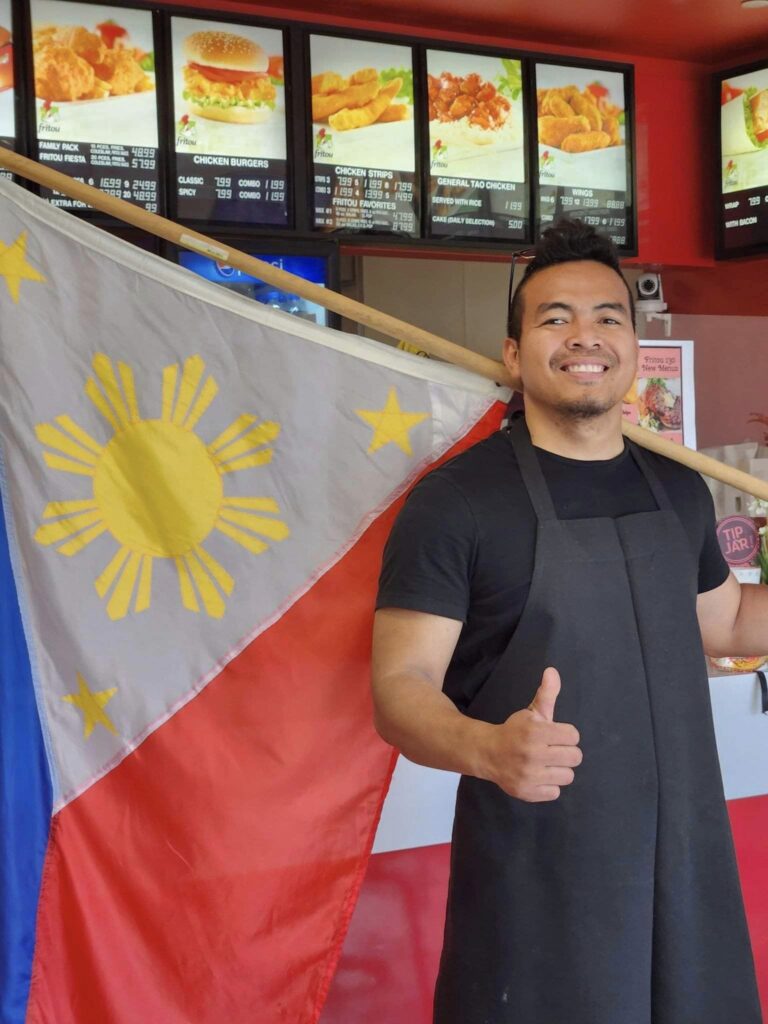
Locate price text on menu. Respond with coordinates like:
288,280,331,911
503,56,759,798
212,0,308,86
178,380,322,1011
176,154,288,224
539,185,629,248
721,186,768,250
314,166,416,233
37,142,159,210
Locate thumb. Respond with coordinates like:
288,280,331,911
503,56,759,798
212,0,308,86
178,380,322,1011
529,667,561,722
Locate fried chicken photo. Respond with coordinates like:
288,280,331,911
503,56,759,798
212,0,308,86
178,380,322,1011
34,44,94,101
33,21,153,102
428,71,511,131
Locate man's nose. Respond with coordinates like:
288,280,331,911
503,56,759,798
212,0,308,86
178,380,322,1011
565,319,600,347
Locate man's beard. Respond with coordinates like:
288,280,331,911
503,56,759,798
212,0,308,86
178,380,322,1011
551,394,617,421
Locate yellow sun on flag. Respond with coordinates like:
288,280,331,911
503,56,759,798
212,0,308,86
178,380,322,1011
34,353,290,621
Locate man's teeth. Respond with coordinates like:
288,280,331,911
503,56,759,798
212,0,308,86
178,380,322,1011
564,364,607,373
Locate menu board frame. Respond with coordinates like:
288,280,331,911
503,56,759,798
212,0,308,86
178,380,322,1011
715,58,768,260
19,0,167,219
301,25,422,240
531,55,636,256
421,40,532,245
163,6,294,232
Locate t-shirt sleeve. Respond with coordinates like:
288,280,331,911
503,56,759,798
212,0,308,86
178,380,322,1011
695,474,730,594
376,472,477,622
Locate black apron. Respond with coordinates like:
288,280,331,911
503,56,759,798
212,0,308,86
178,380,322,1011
434,418,762,1024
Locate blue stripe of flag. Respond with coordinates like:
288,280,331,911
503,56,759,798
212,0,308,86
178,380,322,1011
0,485,52,1024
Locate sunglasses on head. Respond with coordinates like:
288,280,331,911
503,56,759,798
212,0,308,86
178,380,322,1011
506,248,536,323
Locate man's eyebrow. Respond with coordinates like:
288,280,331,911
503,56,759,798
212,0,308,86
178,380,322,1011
533,301,629,316
594,302,629,314
534,302,574,316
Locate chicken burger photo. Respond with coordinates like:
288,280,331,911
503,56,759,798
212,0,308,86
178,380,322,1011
182,30,276,124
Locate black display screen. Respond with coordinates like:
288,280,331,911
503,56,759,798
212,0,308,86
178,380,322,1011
310,33,418,235
171,16,288,225
535,61,632,250
426,48,528,241
31,0,160,211
718,65,768,257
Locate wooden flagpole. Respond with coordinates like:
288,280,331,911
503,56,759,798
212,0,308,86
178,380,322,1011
1,146,766,502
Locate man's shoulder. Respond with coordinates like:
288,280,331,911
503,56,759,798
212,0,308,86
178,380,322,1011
639,447,711,505
417,429,521,500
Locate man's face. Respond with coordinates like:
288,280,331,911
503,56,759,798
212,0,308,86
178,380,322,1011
503,260,638,422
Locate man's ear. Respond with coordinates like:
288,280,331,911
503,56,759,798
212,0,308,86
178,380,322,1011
502,337,522,391
503,336,520,370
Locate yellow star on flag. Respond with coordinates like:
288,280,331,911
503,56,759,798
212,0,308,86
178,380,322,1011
356,387,429,456
62,672,118,739
0,230,46,303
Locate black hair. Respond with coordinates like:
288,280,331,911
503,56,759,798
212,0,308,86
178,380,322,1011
506,218,635,340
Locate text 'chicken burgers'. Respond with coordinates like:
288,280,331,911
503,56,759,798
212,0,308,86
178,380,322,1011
182,30,276,124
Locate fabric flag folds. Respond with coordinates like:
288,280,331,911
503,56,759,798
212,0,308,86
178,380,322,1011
0,179,506,1024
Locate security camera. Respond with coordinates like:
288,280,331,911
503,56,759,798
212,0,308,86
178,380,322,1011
635,272,667,314
636,273,662,301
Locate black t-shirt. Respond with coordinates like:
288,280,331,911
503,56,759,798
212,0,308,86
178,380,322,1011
377,425,730,711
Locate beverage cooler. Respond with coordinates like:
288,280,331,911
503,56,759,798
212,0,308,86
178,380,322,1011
172,238,341,329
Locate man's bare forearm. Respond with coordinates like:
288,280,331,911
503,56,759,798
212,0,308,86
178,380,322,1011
373,671,494,779
729,583,768,655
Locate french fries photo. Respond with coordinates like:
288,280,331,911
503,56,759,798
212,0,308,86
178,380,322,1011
537,83,624,154
312,66,411,131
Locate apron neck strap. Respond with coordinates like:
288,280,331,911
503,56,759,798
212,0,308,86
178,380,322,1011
507,417,558,522
627,440,674,511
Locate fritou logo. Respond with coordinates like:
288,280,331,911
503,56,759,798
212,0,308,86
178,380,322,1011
430,138,448,168
314,126,333,157
38,98,60,129
176,113,198,145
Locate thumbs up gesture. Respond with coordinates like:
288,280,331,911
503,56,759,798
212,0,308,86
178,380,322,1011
481,667,582,802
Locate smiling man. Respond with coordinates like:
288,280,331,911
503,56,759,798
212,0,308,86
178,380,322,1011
371,219,765,1024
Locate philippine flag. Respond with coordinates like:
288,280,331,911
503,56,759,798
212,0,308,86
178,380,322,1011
0,178,506,1024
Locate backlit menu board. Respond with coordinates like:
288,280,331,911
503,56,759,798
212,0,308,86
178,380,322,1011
310,34,417,235
535,62,631,249
171,17,288,225
718,65,768,256
0,0,15,175
31,0,159,211
426,49,527,240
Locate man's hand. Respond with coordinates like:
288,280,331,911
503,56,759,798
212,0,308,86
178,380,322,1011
482,668,582,802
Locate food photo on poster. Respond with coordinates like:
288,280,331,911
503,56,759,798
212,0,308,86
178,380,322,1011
171,17,288,224
310,34,417,235
622,341,695,449
536,62,631,248
30,0,159,210
426,50,527,241
719,65,768,253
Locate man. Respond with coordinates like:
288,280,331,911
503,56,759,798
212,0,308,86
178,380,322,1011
371,219,764,1024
